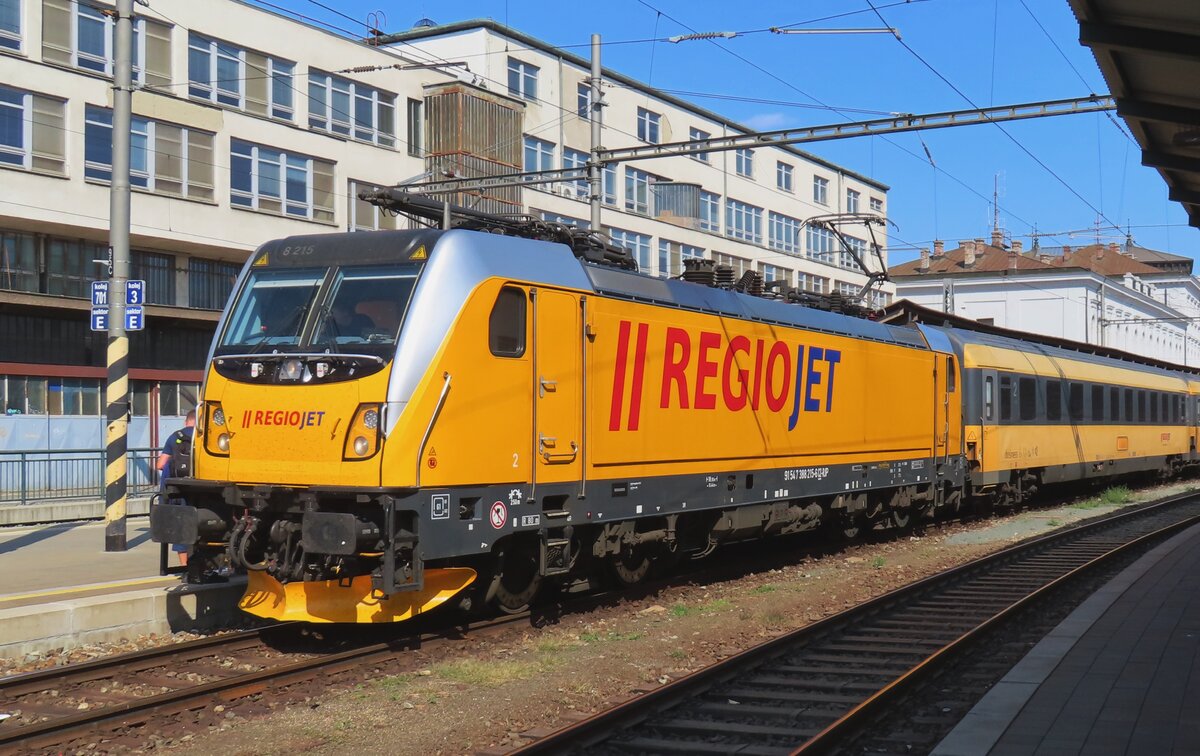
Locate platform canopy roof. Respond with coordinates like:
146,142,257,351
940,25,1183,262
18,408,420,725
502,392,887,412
1071,0,1200,228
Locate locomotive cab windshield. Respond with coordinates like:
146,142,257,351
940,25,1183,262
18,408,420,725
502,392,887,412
217,264,420,360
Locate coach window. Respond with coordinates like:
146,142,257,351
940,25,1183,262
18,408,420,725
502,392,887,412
1068,382,1083,422
946,357,956,392
1109,387,1119,423
1000,376,1012,421
1175,395,1183,424
1019,377,1036,421
984,377,994,421
1046,380,1062,421
488,286,526,357
1138,391,1147,423
1124,389,1133,422
1091,385,1104,422
1150,392,1159,423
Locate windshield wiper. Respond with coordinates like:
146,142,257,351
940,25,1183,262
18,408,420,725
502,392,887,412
245,304,306,355
310,302,342,355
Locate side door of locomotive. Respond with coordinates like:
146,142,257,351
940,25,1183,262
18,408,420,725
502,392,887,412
531,287,585,492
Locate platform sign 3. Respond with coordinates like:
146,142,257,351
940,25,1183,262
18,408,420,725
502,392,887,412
126,280,145,305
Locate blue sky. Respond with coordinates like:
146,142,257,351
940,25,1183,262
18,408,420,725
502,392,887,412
261,0,1199,263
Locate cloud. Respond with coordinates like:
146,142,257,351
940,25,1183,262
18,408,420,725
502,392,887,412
742,112,789,131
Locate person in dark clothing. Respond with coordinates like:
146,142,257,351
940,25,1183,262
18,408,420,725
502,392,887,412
158,409,195,566
328,301,375,339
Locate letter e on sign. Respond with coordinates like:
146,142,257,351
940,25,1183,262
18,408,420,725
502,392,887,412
489,501,508,529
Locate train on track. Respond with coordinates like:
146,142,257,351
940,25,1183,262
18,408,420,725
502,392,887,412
151,194,1200,623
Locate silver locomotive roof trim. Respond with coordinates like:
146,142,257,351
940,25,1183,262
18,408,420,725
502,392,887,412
383,229,597,434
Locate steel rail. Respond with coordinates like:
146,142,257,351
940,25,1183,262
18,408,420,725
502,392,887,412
511,490,1200,754
791,513,1200,755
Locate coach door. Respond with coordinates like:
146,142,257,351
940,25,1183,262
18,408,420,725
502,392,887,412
933,354,953,467
531,288,584,494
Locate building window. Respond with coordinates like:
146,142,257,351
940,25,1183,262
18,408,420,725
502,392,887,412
658,239,703,279
768,212,802,255
132,250,175,305
406,98,423,157
188,257,241,311
758,262,789,286
776,161,793,192
713,251,749,278
189,33,292,120
562,148,589,199
796,272,826,294
230,139,334,222
0,0,20,50
539,211,589,229
637,107,661,144
603,164,617,206
725,199,762,244
42,2,170,86
309,71,395,147
870,196,883,213
577,83,591,119
735,147,753,178
609,229,652,271
806,225,835,263
44,237,102,298
840,236,867,270
349,180,399,232
813,175,829,205
0,229,38,293
846,188,860,213
0,85,65,175
835,281,858,297
523,135,554,174
85,105,215,201
507,57,538,101
688,127,710,162
624,167,654,215
700,191,721,233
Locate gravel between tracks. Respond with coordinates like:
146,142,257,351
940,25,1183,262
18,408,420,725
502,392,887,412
10,481,1196,755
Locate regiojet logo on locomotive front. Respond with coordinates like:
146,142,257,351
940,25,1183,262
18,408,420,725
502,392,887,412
608,320,842,431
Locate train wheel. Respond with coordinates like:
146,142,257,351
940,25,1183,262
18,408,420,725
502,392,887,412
890,508,911,529
490,542,542,614
612,546,651,586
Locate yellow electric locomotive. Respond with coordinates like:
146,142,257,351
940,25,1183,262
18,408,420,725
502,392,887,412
152,214,968,623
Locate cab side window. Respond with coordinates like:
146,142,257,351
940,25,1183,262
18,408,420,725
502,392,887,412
488,287,526,357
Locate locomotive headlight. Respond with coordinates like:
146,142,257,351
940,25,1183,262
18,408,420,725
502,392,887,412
343,403,382,461
204,401,229,457
280,358,303,381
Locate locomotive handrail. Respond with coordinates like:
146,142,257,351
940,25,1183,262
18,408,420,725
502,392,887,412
415,371,452,488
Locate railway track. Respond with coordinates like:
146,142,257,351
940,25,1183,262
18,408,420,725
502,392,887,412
0,612,535,753
513,492,1200,755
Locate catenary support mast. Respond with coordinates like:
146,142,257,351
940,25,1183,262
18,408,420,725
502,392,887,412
105,0,134,552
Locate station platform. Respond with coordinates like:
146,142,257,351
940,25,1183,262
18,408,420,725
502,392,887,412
934,522,1200,756
0,519,245,659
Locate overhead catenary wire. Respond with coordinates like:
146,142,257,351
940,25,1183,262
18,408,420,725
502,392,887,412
864,0,1121,232
627,0,1070,247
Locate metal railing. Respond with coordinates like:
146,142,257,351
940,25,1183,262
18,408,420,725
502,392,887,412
0,448,161,506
